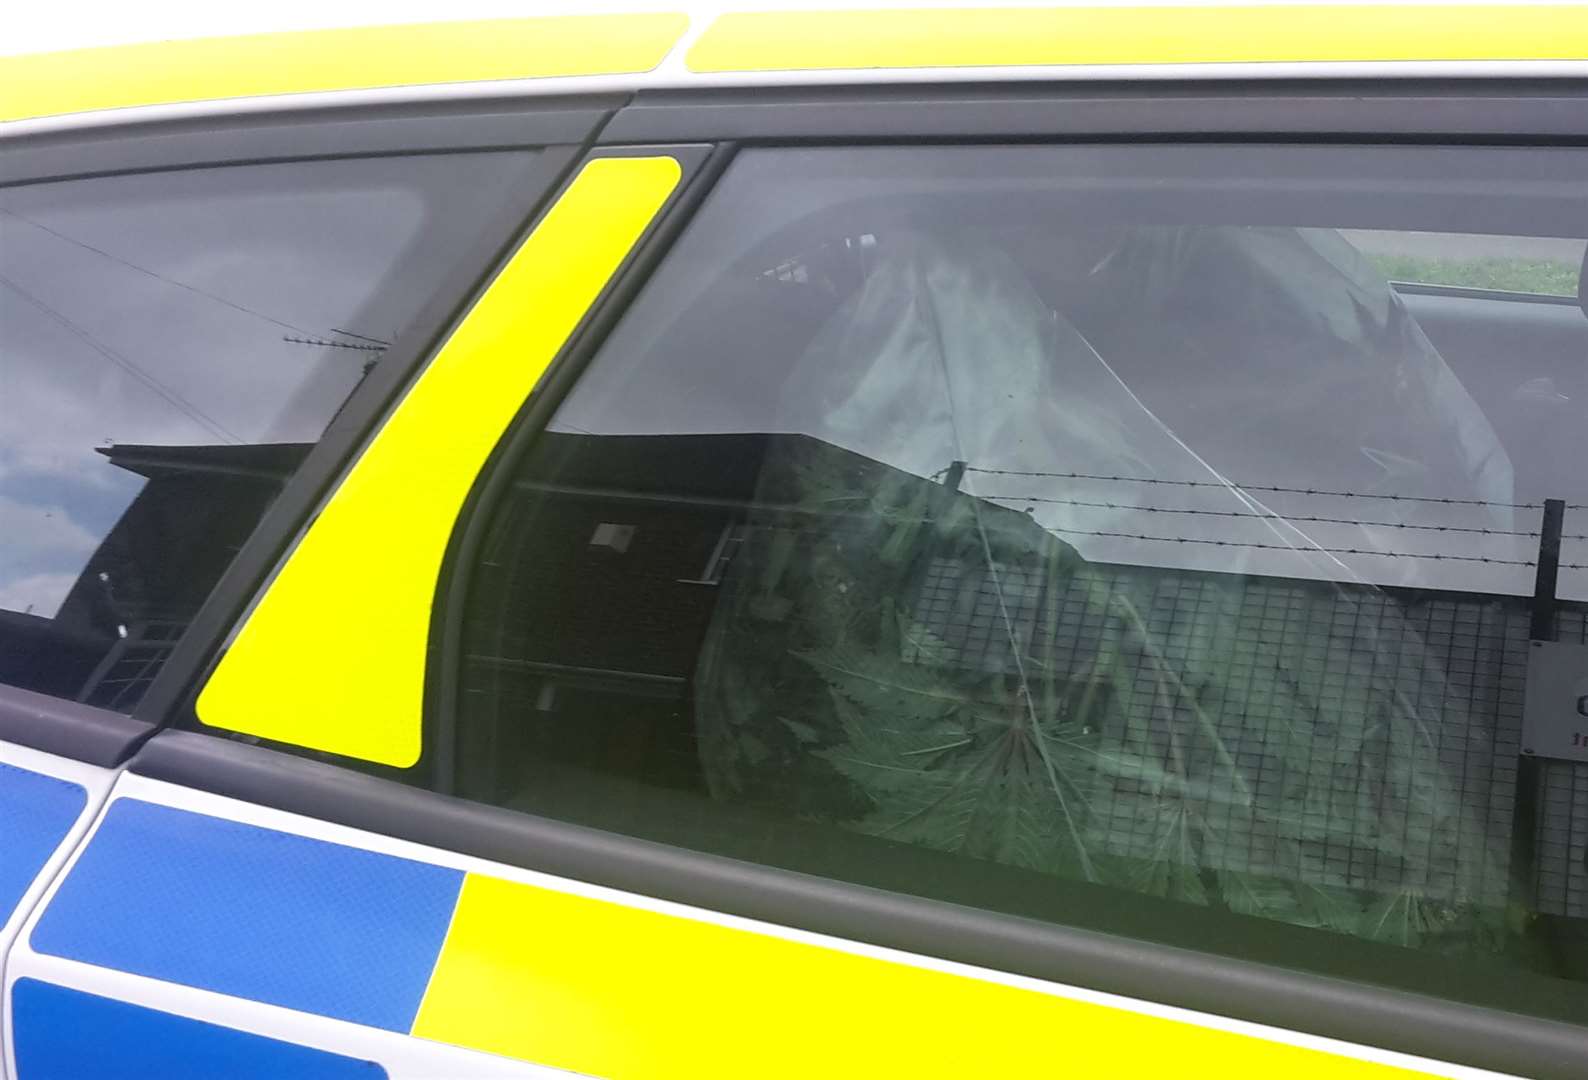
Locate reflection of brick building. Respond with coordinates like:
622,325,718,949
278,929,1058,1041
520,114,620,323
0,442,305,709
464,432,779,799
469,431,1048,689
482,434,760,683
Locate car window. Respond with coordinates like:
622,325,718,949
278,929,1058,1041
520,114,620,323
1346,228,1586,297
0,150,534,710
453,145,1588,1023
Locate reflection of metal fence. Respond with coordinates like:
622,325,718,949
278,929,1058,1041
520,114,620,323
976,493,1555,538
927,463,1588,918
77,620,185,713
908,553,1588,915
487,432,1588,921
961,465,1588,570
962,465,1557,510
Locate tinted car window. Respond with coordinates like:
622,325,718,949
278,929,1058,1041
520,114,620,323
1347,228,1585,297
455,145,1588,1022
0,150,533,709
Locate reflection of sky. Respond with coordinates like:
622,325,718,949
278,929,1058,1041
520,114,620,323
0,152,529,618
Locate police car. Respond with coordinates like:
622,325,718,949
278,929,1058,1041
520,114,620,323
4,6,1588,1077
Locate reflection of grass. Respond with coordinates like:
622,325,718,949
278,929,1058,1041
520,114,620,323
1370,254,1579,297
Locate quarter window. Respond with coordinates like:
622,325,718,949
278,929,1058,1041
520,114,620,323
0,151,535,709
454,145,1588,1022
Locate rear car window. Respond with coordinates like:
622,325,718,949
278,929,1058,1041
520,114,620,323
455,144,1588,1023
1345,228,1586,297
0,150,534,710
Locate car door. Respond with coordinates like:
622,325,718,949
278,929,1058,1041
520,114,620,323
12,92,1588,1080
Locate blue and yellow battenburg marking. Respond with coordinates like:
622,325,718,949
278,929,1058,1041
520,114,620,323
11,980,387,1080
31,799,459,1030
0,762,85,926
29,799,1439,1078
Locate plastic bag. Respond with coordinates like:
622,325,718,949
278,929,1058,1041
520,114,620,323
695,226,1511,951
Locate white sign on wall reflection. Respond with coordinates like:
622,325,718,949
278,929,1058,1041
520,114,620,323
1524,640,1588,763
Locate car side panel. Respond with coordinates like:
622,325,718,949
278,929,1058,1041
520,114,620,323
4,772,1524,1080
0,741,114,1080
2,776,575,1078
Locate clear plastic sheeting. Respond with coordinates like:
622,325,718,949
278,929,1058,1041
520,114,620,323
1056,224,1520,582
694,225,1513,950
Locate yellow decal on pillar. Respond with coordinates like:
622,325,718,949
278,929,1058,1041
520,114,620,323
197,155,683,766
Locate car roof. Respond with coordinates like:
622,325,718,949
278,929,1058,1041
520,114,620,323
4,4,1588,133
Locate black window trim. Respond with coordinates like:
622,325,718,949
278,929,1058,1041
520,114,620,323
600,79,1588,145
1392,279,1583,305
0,95,624,187
0,683,154,768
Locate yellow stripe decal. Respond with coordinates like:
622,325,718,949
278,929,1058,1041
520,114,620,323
197,156,682,766
687,5,1588,71
413,871,1434,1078
0,15,688,124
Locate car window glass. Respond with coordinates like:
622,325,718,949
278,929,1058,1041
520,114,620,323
456,145,1588,1023
1346,228,1585,297
0,150,533,710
